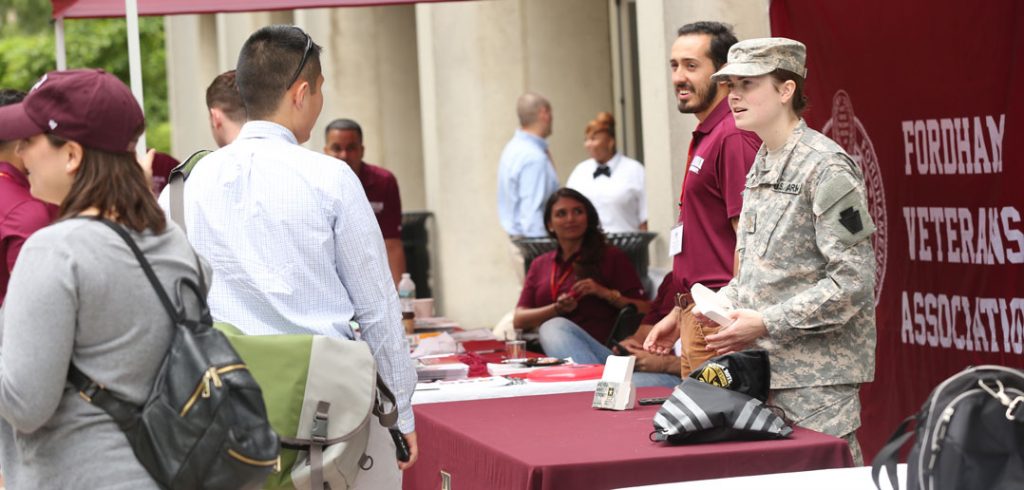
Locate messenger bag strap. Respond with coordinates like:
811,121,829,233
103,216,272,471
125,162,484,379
374,375,399,428
169,149,212,234
309,400,331,490
169,170,185,233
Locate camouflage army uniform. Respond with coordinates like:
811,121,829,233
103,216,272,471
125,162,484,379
718,120,876,462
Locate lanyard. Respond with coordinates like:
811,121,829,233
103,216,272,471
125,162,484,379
549,253,578,301
677,136,698,218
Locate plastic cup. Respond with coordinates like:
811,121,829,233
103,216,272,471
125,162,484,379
505,340,526,360
413,298,435,318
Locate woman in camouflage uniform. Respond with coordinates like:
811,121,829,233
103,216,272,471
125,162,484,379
697,38,876,465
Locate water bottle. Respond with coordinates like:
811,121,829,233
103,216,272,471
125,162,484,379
398,273,416,333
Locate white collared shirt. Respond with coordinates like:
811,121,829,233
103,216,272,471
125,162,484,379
566,153,647,233
158,121,416,432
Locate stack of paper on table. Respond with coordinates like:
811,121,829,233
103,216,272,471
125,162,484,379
414,316,460,331
416,355,469,382
486,362,535,377
450,329,497,342
486,358,575,377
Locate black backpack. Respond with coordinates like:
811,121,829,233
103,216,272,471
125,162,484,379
872,365,1024,490
67,219,280,489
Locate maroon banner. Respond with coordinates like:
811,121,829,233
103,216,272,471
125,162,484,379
771,0,1024,461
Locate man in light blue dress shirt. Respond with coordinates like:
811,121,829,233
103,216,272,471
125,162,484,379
497,93,560,239
158,26,419,471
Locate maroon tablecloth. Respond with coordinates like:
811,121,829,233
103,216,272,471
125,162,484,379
404,387,853,490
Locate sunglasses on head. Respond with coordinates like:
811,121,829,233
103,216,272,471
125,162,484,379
286,32,314,90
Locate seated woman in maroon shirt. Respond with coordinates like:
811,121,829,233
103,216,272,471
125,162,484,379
513,188,679,387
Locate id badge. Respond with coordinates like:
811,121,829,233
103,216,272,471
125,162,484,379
670,224,684,256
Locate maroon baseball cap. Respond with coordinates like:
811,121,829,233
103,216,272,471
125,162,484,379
0,69,144,153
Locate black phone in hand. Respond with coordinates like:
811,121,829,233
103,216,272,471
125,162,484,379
390,428,411,462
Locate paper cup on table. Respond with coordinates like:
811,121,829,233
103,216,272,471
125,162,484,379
505,340,527,360
413,298,435,318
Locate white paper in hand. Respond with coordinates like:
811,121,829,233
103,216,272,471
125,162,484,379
690,283,733,327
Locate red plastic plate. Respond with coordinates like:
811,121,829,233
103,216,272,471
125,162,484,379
525,364,604,382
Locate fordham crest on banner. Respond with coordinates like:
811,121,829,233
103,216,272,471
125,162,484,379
823,90,888,306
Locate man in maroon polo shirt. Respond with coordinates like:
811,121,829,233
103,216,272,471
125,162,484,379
644,22,761,375
324,118,407,286
0,89,56,305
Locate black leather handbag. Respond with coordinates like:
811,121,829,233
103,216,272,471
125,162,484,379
67,219,279,489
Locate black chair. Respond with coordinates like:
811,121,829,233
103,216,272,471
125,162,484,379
512,237,558,276
512,231,658,295
607,232,657,295
606,305,643,350
401,211,433,299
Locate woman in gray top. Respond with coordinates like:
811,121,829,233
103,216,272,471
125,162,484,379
0,69,209,488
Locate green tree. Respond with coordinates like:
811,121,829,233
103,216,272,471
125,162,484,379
0,0,52,34
0,0,170,153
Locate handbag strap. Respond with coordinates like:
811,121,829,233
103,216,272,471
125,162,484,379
871,415,915,490
67,364,139,429
67,218,185,424
96,218,179,321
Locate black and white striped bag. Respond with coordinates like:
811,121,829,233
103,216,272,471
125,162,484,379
651,349,793,445
652,378,792,443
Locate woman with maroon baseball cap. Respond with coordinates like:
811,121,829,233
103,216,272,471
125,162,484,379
0,69,209,487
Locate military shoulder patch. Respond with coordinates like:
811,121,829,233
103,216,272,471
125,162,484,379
813,171,858,216
839,207,864,234
822,193,875,247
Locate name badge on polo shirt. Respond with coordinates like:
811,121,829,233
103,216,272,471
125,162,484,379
370,201,384,213
670,224,684,256
689,156,705,175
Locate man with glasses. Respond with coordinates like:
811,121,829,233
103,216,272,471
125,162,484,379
159,25,418,473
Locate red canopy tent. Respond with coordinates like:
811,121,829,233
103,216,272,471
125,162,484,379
49,0,470,151
51,0,465,18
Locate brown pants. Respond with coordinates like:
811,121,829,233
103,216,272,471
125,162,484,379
676,295,721,376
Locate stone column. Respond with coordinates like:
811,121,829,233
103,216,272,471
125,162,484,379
216,11,294,72
165,14,220,156
297,5,426,211
166,11,294,157
415,0,614,327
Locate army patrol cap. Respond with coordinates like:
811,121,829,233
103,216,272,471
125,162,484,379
711,37,807,81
